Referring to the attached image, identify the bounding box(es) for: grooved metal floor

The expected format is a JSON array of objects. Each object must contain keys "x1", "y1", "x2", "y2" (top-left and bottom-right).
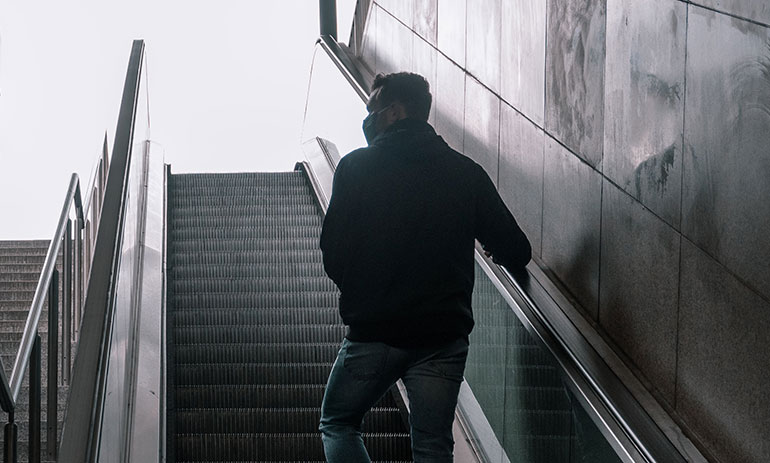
[{"x1": 167, "y1": 172, "x2": 412, "y2": 462}]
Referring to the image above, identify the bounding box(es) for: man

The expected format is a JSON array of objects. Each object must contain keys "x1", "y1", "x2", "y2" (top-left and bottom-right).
[{"x1": 319, "y1": 72, "x2": 531, "y2": 462}]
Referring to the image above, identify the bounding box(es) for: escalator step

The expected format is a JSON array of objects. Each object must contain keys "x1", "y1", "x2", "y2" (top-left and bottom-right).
[
  {"x1": 175, "y1": 407, "x2": 404, "y2": 434},
  {"x1": 173, "y1": 343, "x2": 341, "y2": 364},
  {"x1": 174, "y1": 433, "x2": 412, "y2": 461},
  {"x1": 171, "y1": 250, "x2": 326, "y2": 266},
  {"x1": 172, "y1": 308, "x2": 341, "y2": 328},
  {"x1": 172, "y1": 325, "x2": 344, "y2": 344},
  {"x1": 170, "y1": 237, "x2": 321, "y2": 253},
  {"x1": 170, "y1": 226, "x2": 322, "y2": 241},
  {"x1": 172, "y1": 292, "x2": 339, "y2": 309},
  {"x1": 172, "y1": 384, "x2": 397, "y2": 409},
  {"x1": 172, "y1": 278, "x2": 335, "y2": 294},
  {"x1": 169, "y1": 215, "x2": 322, "y2": 228},
  {"x1": 170, "y1": 205, "x2": 319, "y2": 217},
  {"x1": 170, "y1": 263, "x2": 328, "y2": 279},
  {"x1": 167, "y1": 171, "x2": 411, "y2": 461},
  {"x1": 173, "y1": 362, "x2": 335, "y2": 386},
  {"x1": 169, "y1": 195, "x2": 317, "y2": 207}
]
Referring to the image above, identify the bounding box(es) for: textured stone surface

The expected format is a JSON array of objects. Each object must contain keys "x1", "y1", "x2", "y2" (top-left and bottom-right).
[
  {"x1": 414, "y1": 0, "x2": 438, "y2": 44},
  {"x1": 435, "y1": 54, "x2": 466, "y2": 151},
  {"x1": 603, "y1": 0, "x2": 686, "y2": 227},
  {"x1": 682, "y1": 7, "x2": 770, "y2": 302},
  {"x1": 375, "y1": 5, "x2": 413, "y2": 76},
  {"x1": 691, "y1": 0, "x2": 770, "y2": 26},
  {"x1": 464, "y1": 76, "x2": 500, "y2": 185},
  {"x1": 545, "y1": 0, "x2": 606, "y2": 168},
  {"x1": 599, "y1": 180, "x2": 680, "y2": 404},
  {"x1": 677, "y1": 240, "x2": 770, "y2": 463},
  {"x1": 411, "y1": 36, "x2": 438, "y2": 126},
  {"x1": 499, "y1": 103, "x2": 545, "y2": 257},
  {"x1": 542, "y1": 137, "x2": 602, "y2": 316},
  {"x1": 437, "y1": 0, "x2": 466, "y2": 66},
  {"x1": 501, "y1": 0, "x2": 546, "y2": 126},
  {"x1": 466, "y1": 0, "x2": 501, "y2": 93}
]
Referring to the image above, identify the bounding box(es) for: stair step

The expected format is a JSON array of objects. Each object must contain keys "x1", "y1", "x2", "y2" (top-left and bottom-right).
[
  {"x1": 0, "y1": 255, "x2": 46, "y2": 265},
  {"x1": 0, "y1": 241, "x2": 50, "y2": 249}
]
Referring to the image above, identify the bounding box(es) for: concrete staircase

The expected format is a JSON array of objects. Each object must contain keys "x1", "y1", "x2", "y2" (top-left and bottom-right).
[{"x1": 0, "y1": 240, "x2": 69, "y2": 462}]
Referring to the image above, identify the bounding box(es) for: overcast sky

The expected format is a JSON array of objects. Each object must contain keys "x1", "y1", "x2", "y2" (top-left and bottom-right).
[{"x1": 0, "y1": 0, "x2": 356, "y2": 239}]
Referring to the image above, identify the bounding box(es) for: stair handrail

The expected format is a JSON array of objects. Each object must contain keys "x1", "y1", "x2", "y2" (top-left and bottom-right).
[
  {"x1": 7, "y1": 175, "x2": 83, "y2": 402},
  {"x1": 0, "y1": 171, "x2": 85, "y2": 462}
]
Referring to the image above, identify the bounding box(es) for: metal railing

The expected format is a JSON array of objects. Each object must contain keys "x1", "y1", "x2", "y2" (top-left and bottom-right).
[{"x1": 0, "y1": 137, "x2": 109, "y2": 462}]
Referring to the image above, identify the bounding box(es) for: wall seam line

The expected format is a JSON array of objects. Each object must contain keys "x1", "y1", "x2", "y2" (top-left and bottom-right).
[{"x1": 673, "y1": 2, "x2": 691, "y2": 412}]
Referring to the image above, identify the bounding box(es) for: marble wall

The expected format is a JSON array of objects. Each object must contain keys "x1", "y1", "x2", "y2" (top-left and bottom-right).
[{"x1": 359, "y1": 1, "x2": 770, "y2": 461}]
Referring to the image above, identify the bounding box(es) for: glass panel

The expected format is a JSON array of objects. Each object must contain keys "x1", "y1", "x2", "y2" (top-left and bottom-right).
[
  {"x1": 466, "y1": 262, "x2": 621, "y2": 463},
  {"x1": 97, "y1": 52, "x2": 151, "y2": 462},
  {"x1": 302, "y1": 45, "x2": 368, "y2": 159}
]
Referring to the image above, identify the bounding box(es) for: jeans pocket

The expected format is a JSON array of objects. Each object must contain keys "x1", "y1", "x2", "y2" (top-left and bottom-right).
[
  {"x1": 433, "y1": 339, "x2": 470, "y2": 381},
  {"x1": 342, "y1": 339, "x2": 389, "y2": 380}
]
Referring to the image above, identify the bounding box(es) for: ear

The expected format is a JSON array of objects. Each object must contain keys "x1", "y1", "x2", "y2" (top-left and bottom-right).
[{"x1": 390, "y1": 102, "x2": 409, "y2": 121}]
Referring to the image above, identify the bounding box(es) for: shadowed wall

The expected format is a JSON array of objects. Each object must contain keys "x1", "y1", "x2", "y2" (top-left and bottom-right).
[{"x1": 356, "y1": 1, "x2": 770, "y2": 461}]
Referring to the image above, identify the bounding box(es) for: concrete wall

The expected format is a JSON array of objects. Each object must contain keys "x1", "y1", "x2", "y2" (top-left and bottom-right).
[{"x1": 356, "y1": 1, "x2": 770, "y2": 462}]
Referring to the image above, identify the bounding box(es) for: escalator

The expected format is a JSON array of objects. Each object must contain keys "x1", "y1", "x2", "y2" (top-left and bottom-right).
[
  {"x1": 165, "y1": 171, "x2": 412, "y2": 461},
  {"x1": 51, "y1": 37, "x2": 703, "y2": 463}
]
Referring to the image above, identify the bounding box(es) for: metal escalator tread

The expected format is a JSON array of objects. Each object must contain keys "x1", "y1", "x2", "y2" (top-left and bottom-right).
[{"x1": 167, "y1": 172, "x2": 413, "y2": 462}]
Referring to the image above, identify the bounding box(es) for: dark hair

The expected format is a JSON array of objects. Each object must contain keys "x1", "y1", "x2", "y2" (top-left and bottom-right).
[{"x1": 371, "y1": 72, "x2": 432, "y2": 121}]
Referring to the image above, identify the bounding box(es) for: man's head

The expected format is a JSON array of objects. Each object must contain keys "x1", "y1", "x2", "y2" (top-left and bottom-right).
[{"x1": 363, "y1": 72, "x2": 432, "y2": 143}]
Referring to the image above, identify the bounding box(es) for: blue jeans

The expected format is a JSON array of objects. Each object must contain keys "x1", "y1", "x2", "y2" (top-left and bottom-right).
[{"x1": 319, "y1": 337, "x2": 469, "y2": 463}]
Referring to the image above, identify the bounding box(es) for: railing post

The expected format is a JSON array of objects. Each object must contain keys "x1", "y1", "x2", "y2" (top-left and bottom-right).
[
  {"x1": 84, "y1": 219, "x2": 92, "y2": 301},
  {"x1": 29, "y1": 335, "x2": 41, "y2": 463},
  {"x1": 74, "y1": 216, "x2": 83, "y2": 346},
  {"x1": 47, "y1": 270, "x2": 59, "y2": 461},
  {"x1": 4, "y1": 411, "x2": 16, "y2": 463},
  {"x1": 63, "y1": 220, "x2": 72, "y2": 385}
]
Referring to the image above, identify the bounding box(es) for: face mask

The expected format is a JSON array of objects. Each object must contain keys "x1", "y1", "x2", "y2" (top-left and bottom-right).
[{"x1": 362, "y1": 104, "x2": 391, "y2": 145}]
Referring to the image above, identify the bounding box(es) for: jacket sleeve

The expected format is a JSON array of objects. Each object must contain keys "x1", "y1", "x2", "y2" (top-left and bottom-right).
[
  {"x1": 474, "y1": 166, "x2": 532, "y2": 272},
  {"x1": 320, "y1": 157, "x2": 356, "y2": 288}
]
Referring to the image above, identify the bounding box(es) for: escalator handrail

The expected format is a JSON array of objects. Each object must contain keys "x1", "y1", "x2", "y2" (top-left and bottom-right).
[
  {"x1": 309, "y1": 35, "x2": 702, "y2": 463},
  {"x1": 0, "y1": 173, "x2": 84, "y2": 412},
  {"x1": 475, "y1": 251, "x2": 686, "y2": 462},
  {"x1": 59, "y1": 39, "x2": 146, "y2": 463}
]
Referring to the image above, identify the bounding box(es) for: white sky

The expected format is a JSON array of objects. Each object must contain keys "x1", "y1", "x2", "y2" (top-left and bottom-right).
[{"x1": 0, "y1": 0, "x2": 357, "y2": 239}]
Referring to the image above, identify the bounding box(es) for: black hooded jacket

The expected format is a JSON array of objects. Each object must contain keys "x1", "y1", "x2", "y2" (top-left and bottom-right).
[{"x1": 320, "y1": 118, "x2": 531, "y2": 347}]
